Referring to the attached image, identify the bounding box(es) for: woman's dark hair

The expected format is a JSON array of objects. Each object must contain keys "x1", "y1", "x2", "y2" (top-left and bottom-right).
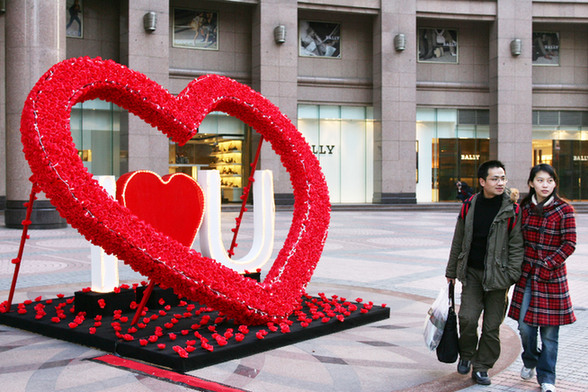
[{"x1": 521, "y1": 163, "x2": 561, "y2": 216}]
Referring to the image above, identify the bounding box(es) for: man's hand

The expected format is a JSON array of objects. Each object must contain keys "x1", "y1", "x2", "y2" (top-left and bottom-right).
[{"x1": 446, "y1": 277, "x2": 455, "y2": 285}]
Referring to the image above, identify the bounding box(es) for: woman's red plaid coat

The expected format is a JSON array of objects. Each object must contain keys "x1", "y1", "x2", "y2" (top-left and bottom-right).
[{"x1": 508, "y1": 197, "x2": 576, "y2": 326}]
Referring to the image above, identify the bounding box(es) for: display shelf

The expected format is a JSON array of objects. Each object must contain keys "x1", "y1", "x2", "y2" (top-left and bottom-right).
[
  {"x1": 211, "y1": 150, "x2": 242, "y2": 155},
  {"x1": 211, "y1": 163, "x2": 242, "y2": 166},
  {"x1": 169, "y1": 136, "x2": 245, "y2": 202},
  {"x1": 212, "y1": 139, "x2": 243, "y2": 198}
]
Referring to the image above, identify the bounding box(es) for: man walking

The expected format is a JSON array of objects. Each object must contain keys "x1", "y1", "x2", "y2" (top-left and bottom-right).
[{"x1": 446, "y1": 160, "x2": 524, "y2": 385}]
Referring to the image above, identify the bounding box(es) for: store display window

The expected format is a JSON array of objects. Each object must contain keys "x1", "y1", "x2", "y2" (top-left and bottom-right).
[
  {"x1": 418, "y1": 28, "x2": 458, "y2": 64},
  {"x1": 168, "y1": 112, "x2": 250, "y2": 203},
  {"x1": 298, "y1": 105, "x2": 373, "y2": 203},
  {"x1": 70, "y1": 99, "x2": 121, "y2": 177},
  {"x1": 533, "y1": 111, "x2": 588, "y2": 200},
  {"x1": 417, "y1": 108, "x2": 489, "y2": 202}
]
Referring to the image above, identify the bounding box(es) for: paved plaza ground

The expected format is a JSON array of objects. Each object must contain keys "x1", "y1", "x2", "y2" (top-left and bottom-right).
[{"x1": 0, "y1": 207, "x2": 587, "y2": 392}]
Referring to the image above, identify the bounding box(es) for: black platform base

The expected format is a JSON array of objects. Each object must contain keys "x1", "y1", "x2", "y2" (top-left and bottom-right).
[
  {"x1": 0, "y1": 288, "x2": 389, "y2": 372},
  {"x1": 4, "y1": 199, "x2": 67, "y2": 229}
]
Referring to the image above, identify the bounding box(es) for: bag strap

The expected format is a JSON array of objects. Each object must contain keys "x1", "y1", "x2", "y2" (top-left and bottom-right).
[
  {"x1": 508, "y1": 202, "x2": 520, "y2": 233},
  {"x1": 448, "y1": 281, "x2": 455, "y2": 309},
  {"x1": 459, "y1": 195, "x2": 475, "y2": 221}
]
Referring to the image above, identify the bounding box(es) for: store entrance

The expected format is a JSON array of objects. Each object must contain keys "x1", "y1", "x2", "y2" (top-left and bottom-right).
[
  {"x1": 168, "y1": 113, "x2": 251, "y2": 203},
  {"x1": 169, "y1": 133, "x2": 250, "y2": 203},
  {"x1": 533, "y1": 139, "x2": 588, "y2": 200},
  {"x1": 434, "y1": 138, "x2": 489, "y2": 201}
]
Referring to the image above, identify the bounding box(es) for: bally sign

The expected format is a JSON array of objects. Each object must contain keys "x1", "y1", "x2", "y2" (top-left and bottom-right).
[
  {"x1": 312, "y1": 145, "x2": 335, "y2": 155},
  {"x1": 461, "y1": 154, "x2": 480, "y2": 161}
]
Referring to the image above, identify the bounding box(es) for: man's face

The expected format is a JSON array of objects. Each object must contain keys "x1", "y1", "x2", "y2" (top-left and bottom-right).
[{"x1": 479, "y1": 167, "x2": 507, "y2": 198}]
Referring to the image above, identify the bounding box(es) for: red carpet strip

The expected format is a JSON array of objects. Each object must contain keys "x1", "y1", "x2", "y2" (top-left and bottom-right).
[{"x1": 90, "y1": 354, "x2": 248, "y2": 392}]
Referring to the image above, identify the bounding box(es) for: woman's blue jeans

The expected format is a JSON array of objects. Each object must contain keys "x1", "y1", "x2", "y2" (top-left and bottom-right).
[{"x1": 518, "y1": 280, "x2": 559, "y2": 385}]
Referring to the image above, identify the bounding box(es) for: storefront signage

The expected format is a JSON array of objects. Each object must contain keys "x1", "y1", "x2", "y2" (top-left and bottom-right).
[
  {"x1": 300, "y1": 21, "x2": 341, "y2": 58},
  {"x1": 573, "y1": 155, "x2": 588, "y2": 161},
  {"x1": 461, "y1": 154, "x2": 480, "y2": 161},
  {"x1": 418, "y1": 28, "x2": 458, "y2": 64},
  {"x1": 532, "y1": 32, "x2": 559, "y2": 66},
  {"x1": 312, "y1": 145, "x2": 335, "y2": 155}
]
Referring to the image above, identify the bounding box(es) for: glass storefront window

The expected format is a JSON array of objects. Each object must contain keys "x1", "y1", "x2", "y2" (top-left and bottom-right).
[
  {"x1": 168, "y1": 112, "x2": 250, "y2": 203},
  {"x1": 417, "y1": 108, "x2": 489, "y2": 202},
  {"x1": 70, "y1": 99, "x2": 121, "y2": 177},
  {"x1": 298, "y1": 105, "x2": 374, "y2": 203},
  {"x1": 533, "y1": 111, "x2": 588, "y2": 200}
]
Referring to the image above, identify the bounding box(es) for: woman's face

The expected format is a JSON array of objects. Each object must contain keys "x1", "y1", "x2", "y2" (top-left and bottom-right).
[{"x1": 530, "y1": 170, "x2": 556, "y2": 203}]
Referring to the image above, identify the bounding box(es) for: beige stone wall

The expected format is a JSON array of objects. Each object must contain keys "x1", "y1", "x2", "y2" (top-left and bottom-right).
[
  {"x1": 297, "y1": 12, "x2": 374, "y2": 105},
  {"x1": 371, "y1": 0, "x2": 419, "y2": 202},
  {"x1": 489, "y1": 0, "x2": 533, "y2": 192},
  {"x1": 5, "y1": 0, "x2": 66, "y2": 201},
  {"x1": 66, "y1": 0, "x2": 121, "y2": 61},
  {"x1": 168, "y1": 0, "x2": 253, "y2": 92},
  {"x1": 416, "y1": 20, "x2": 491, "y2": 109},
  {"x1": 532, "y1": 23, "x2": 588, "y2": 110},
  {"x1": 3, "y1": 0, "x2": 588, "y2": 207},
  {"x1": 0, "y1": 12, "x2": 5, "y2": 206},
  {"x1": 251, "y1": 0, "x2": 298, "y2": 196},
  {"x1": 123, "y1": 0, "x2": 170, "y2": 176}
]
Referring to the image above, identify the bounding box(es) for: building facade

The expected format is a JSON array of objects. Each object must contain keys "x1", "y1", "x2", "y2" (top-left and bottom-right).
[{"x1": 1, "y1": 0, "x2": 587, "y2": 227}]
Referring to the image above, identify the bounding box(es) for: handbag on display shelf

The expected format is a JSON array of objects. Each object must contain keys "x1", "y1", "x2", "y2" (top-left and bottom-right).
[{"x1": 436, "y1": 281, "x2": 459, "y2": 363}]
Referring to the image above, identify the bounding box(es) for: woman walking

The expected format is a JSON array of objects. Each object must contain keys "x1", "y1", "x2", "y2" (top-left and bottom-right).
[{"x1": 508, "y1": 164, "x2": 577, "y2": 392}]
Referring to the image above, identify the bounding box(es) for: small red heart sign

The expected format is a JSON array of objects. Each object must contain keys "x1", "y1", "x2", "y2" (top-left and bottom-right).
[
  {"x1": 20, "y1": 57, "x2": 330, "y2": 324},
  {"x1": 116, "y1": 171, "x2": 205, "y2": 248}
]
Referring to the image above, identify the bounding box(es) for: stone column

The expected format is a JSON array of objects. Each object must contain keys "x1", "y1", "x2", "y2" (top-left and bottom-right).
[
  {"x1": 0, "y1": 6, "x2": 6, "y2": 211},
  {"x1": 489, "y1": 0, "x2": 533, "y2": 191},
  {"x1": 373, "y1": 0, "x2": 417, "y2": 204},
  {"x1": 252, "y1": 0, "x2": 298, "y2": 205},
  {"x1": 119, "y1": 0, "x2": 169, "y2": 176},
  {"x1": 5, "y1": 0, "x2": 66, "y2": 228}
]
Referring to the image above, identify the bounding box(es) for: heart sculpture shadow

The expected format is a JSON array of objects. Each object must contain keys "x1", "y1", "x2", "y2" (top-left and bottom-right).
[{"x1": 20, "y1": 57, "x2": 330, "y2": 325}]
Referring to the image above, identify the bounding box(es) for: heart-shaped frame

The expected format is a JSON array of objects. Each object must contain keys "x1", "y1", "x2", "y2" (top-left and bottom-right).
[{"x1": 20, "y1": 57, "x2": 330, "y2": 325}]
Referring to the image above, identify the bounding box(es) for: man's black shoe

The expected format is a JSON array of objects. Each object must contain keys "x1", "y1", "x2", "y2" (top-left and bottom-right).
[
  {"x1": 472, "y1": 371, "x2": 491, "y2": 385},
  {"x1": 457, "y1": 359, "x2": 471, "y2": 375}
]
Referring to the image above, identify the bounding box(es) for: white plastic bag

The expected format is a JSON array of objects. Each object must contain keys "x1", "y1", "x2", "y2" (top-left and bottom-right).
[{"x1": 423, "y1": 284, "x2": 450, "y2": 351}]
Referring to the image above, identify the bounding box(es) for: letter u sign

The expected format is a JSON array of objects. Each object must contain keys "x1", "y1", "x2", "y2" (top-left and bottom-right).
[{"x1": 198, "y1": 170, "x2": 275, "y2": 271}]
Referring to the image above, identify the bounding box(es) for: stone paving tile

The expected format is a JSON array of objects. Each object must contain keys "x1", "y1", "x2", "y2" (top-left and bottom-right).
[{"x1": 0, "y1": 210, "x2": 586, "y2": 391}]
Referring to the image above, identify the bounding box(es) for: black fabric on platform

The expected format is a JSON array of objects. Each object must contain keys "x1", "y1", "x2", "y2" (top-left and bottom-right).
[
  {"x1": 0, "y1": 290, "x2": 389, "y2": 372},
  {"x1": 75, "y1": 289, "x2": 136, "y2": 318},
  {"x1": 436, "y1": 281, "x2": 459, "y2": 363},
  {"x1": 135, "y1": 286, "x2": 181, "y2": 308}
]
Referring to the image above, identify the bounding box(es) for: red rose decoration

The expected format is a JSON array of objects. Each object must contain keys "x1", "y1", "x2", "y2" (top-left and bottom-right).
[{"x1": 20, "y1": 57, "x2": 330, "y2": 325}]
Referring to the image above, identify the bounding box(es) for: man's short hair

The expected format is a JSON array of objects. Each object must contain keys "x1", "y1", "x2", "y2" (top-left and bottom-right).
[{"x1": 477, "y1": 160, "x2": 506, "y2": 180}]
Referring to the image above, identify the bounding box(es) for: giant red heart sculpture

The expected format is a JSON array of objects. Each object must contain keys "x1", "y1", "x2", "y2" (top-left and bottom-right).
[
  {"x1": 116, "y1": 171, "x2": 205, "y2": 248},
  {"x1": 20, "y1": 57, "x2": 330, "y2": 325}
]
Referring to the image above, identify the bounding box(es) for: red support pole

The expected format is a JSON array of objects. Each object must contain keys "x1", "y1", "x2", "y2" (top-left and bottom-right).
[
  {"x1": 130, "y1": 280, "x2": 155, "y2": 326},
  {"x1": 228, "y1": 136, "x2": 264, "y2": 258},
  {"x1": 6, "y1": 184, "x2": 39, "y2": 312}
]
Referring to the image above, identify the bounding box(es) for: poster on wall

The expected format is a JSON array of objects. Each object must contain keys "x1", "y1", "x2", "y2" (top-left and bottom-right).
[
  {"x1": 533, "y1": 32, "x2": 559, "y2": 66},
  {"x1": 66, "y1": 0, "x2": 83, "y2": 38},
  {"x1": 299, "y1": 21, "x2": 341, "y2": 58},
  {"x1": 173, "y1": 8, "x2": 218, "y2": 50},
  {"x1": 418, "y1": 28, "x2": 458, "y2": 63}
]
